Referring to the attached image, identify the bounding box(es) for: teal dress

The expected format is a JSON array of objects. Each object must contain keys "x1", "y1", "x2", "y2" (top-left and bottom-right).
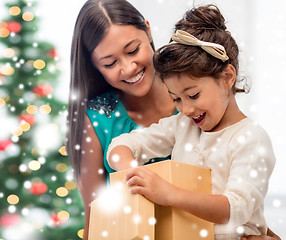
[{"x1": 86, "y1": 91, "x2": 178, "y2": 181}]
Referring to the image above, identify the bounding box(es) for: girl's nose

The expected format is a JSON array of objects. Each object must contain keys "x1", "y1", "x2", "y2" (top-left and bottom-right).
[{"x1": 181, "y1": 101, "x2": 195, "y2": 116}]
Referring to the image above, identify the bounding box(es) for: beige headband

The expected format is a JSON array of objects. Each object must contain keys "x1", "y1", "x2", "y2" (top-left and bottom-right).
[{"x1": 171, "y1": 30, "x2": 229, "y2": 62}]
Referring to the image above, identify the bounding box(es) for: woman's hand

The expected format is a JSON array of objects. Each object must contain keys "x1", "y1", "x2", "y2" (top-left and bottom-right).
[{"x1": 125, "y1": 166, "x2": 177, "y2": 206}]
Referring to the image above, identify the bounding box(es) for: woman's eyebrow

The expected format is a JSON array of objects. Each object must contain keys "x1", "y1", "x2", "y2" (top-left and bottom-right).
[{"x1": 124, "y1": 39, "x2": 137, "y2": 49}]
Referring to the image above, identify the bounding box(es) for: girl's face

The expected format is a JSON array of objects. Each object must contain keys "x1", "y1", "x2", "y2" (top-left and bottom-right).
[
  {"x1": 164, "y1": 69, "x2": 235, "y2": 132},
  {"x1": 91, "y1": 24, "x2": 155, "y2": 97}
]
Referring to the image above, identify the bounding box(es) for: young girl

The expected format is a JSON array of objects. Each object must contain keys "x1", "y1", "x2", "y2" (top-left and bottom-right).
[{"x1": 107, "y1": 5, "x2": 276, "y2": 240}]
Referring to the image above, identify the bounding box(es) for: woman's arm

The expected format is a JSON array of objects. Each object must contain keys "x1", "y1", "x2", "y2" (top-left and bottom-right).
[{"x1": 77, "y1": 114, "x2": 106, "y2": 240}]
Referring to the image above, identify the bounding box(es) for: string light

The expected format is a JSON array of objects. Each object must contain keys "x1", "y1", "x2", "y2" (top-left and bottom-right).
[
  {"x1": 39, "y1": 104, "x2": 51, "y2": 114},
  {"x1": 0, "y1": 64, "x2": 15, "y2": 76},
  {"x1": 56, "y1": 187, "x2": 68, "y2": 197},
  {"x1": 9, "y1": 6, "x2": 21, "y2": 16},
  {"x1": 33, "y1": 59, "x2": 46, "y2": 70},
  {"x1": 0, "y1": 22, "x2": 9, "y2": 38},
  {"x1": 57, "y1": 211, "x2": 70, "y2": 222},
  {"x1": 4, "y1": 48, "x2": 15, "y2": 58},
  {"x1": 56, "y1": 163, "x2": 68, "y2": 173},
  {"x1": 28, "y1": 160, "x2": 41, "y2": 171},
  {"x1": 26, "y1": 105, "x2": 38, "y2": 114},
  {"x1": 0, "y1": 98, "x2": 5, "y2": 107},
  {"x1": 22, "y1": 12, "x2": 34, "y2": 22},
  {"x1": 7, "y1": 194, "x2": 19, "y2": 205},
  {"x1": 11, "y1": 127, "x2": 23, "y2": 137},
  {"x1": 77, "y1": 229, "x2": 84, "y2": 239},
  {"x1": 19, "y1": 121, "x2": 31, "y2": 132},
  {"x1": 59, "y1": 146, "x2": 68, "y2": 156},
  {"x1": 65, "y1": 181, "x2": 76, "y2": 190}
]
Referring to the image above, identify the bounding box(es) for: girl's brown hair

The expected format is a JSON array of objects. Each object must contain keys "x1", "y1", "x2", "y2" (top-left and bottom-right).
[
  {"x1": 67, "y1": 0, "x2": 154, "y2": 180},
  {"x1": 153, "y1": 4, "x2": 248, "y2": 93}
]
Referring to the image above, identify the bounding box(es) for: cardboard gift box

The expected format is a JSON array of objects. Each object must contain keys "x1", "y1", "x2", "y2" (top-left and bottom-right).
[{"x1": 88, "y1": 160, "x2": 214, "y2": 240}]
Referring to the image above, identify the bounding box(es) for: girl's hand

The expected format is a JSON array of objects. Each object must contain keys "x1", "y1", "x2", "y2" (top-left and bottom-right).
[
  {"x1": 125, "y1": 167, "x2": 177, "y2": 206},
  {"x1": 240, "y1": 228, "x2": 281, "y2": 240},
  {"x1": 241, "y1": 236, "x2": 280, "y2": 240}
]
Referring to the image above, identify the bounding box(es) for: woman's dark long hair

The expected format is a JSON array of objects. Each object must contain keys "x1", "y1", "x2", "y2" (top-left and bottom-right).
[{"x1": 67, "y1": 0, "x2": 155, "y2": 180}]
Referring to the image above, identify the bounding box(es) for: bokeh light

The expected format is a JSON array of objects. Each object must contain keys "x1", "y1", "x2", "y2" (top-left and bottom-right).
[
  {"x1": 26, "y1": 105, "x2": 38, "y2": 114},
  {"x1": 19, "y1": 121, "x2": 31, "y2": 132},
  {"x1": 56, "y1": 187, "x2": 69, "y2": 197},
  {"x1": 57, "y1": 211, "x2": 70, "y2": 222},
  {"x1": 4, "y1": 48, "x2": 15, "y2": 58},
  {"x1": 7, "y1": 194, "x2": 19, "y2": 205},
  {"x1": 56, "y1": 163, "x2": 68, "y2": 173},
  {"x1": 39, "y1": 104, "x2": 51, "y2": 114},
  {"x1": 59, "y1": 146, "x2": 68, "y2": 156},
  {"x1": 28, "y1": 160, "x2": 41, "y2": 171},
  {"x1": 65, "y1": 181, "x2": 76, "y2": 190},
  {"x1": 77, "y1": 229, "x2": 84, "y2": 239},
  {"x1": 33, "y1": 59, "x2": 46, "y2": 70},
  {"x1": 22, "y1": 12, "x2": 34, "y2": 21},
  {"x1": 0, "y1": 64, "x2": 15, "y2": 76},
  {"x1": 0, "y1": 25, "x2": 9, "y2": 38},
  {"x1": 9, "y1": 6, "x2": 21, "y2": 16}
]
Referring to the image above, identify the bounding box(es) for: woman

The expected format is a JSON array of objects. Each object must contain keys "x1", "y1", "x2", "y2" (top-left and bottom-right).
[{"x1": 67, "y1": 0, "x2": 280, "y2": 239}]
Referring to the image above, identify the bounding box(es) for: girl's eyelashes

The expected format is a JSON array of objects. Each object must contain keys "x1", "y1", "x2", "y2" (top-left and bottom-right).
[
  {"x1": 173, "y1": 97, "x2": 181, "y2": 103},
  {"x1": 189, "y1": 92, "x2": 200, "y2": 99},
  {"x1": 172, "y1": 93, "x2": 199, "y2": 102}
]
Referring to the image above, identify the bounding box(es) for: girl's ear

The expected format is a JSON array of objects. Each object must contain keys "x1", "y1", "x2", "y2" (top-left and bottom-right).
[
  {"x1": 222, "y1": 64, "x2": 236, "y2": 90},
  {"x1": 144, "y1": 19, "x2": 153, "y2": 42}
]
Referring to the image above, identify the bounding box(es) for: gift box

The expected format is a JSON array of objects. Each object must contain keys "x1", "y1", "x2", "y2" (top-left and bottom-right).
[{"x1": 88, "y1": 160, "x2": 214, "y2": 240}]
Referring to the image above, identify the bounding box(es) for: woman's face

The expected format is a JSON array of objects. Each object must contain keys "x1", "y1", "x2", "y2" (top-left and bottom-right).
[{"x1": 91, "y1": 24, "x2": 155, "y2": 97}]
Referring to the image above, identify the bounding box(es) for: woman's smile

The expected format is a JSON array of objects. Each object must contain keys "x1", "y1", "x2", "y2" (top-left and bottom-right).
[{"x1": 123, "y1": 68, "x2": 145, "y2": 84}]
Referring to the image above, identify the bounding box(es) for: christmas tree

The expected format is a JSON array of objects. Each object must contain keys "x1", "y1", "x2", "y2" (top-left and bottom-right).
[{"x1": 0, "y1": 0, "x2": 84, "y2": 239}]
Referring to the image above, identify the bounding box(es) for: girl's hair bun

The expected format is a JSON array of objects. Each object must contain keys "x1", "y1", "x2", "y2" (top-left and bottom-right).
[{"x1": 182, "y1": 4, "x2": 226, "y2": 31}]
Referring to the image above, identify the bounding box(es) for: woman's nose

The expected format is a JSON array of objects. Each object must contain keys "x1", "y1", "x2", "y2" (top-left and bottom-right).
[{"x1": 120, "y1": 58, "x2": 136, "y2": 76}]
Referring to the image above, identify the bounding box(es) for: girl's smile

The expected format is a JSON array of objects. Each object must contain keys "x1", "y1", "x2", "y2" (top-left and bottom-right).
[{"x1": 192, "y1": 112, "x2": 206, "y2": 126}]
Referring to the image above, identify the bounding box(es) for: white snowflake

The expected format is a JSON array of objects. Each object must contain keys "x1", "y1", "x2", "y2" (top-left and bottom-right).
[
  {"x1": 123, "y1": 205, "x2": 132, "y2": 214},
  {"x1": 130, "y1": 160, "x2": 138, "y2": 168},
  {"x1": 8, "y1": 205, "x2": 16, "y2": 213},
  {"x1": 133, "y1": 214, "x2": 141, "y2": 225},
  {"x1": 249, "y1": 169, "x2": 258, "y2": 178},
  {"x1": 200, "y1": 229, "x2": 208, "y2": 238},
  {"x1": 148, "y1": 217, "x2": 156, "y2": 225},
  {"x1": 111, "y1": 154, "x2": 120, "y2": 163},
  {"x1": 236, "y1": 226, "x2": 245, "y2": 234},
  {"x1": 101, "y1": 230, "x2": 108, "y2": 237},
  {"x1": 184, "y1": 143, "x2": 193, "y2": 152},
  {"x1": 273, "y1": 199, "x2": 281, "y2": 208}
]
